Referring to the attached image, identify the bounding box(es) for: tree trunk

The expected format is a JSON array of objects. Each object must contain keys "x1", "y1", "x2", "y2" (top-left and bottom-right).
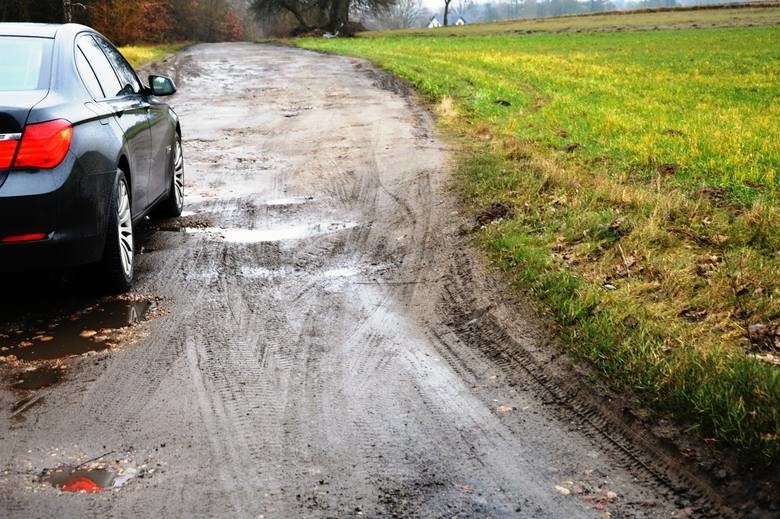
[
  {"x1": 328, "y1": 0, "x2": 349, "y2": 34},
  {"x1": 317, "y1": 0, "x2": 330, "y2": 27},
  {"x1": 443, "y1": 0, "x2": 451, "y2": 26},
  {"x1": 281, "y1": 0, "x2": 309, "y2": 28}
]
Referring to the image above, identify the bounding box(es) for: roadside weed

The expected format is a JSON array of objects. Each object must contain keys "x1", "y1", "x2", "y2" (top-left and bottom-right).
[{"x1": 120, "y1": 43, "x2": 190, "y2": 68}]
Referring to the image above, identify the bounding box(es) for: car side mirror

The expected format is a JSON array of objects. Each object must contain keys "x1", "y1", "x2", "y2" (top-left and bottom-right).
[{"x1": 149, "y1": 75, "x2": 176, "y2": 96}]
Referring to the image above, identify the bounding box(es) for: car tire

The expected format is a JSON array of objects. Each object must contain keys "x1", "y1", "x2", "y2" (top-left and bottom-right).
[
  {"x1": 100, "y1": 170, "x2": 134, "y2": 293},
  {"x1": 155, "y1": 133, "x2": 184, "y2": 218}
]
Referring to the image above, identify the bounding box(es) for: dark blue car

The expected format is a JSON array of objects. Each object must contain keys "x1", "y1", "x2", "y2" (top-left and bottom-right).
[{"x1": 0, "y1": 23, "x2": 183, "y2": 291}]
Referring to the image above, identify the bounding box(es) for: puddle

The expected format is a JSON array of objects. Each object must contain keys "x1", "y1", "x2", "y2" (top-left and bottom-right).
[
  {"x1": 45, "y1": 466, "x2": 137, "y2": 492},
  {"x1": 237, "y1": 265, "x2": 360, "y2": 280},
  {"x1": 265, "y1": 196, "x2": 314, "y2": 206},
  {"x1": 12, "y1": 365, "x2": 65, "y2": 390},
  {"x1": 185, "y1": 221, "x2": 359, "y2": 243},
  {"x1": 239, "y1": 266, "x2": 281, "y2": 279},
  {"x1": 321, "y1": 267, "x2": 360, "y2": 278},
  {"x1": 153, "y1": 213, "x2": 211, "y2": 231},
  {"x1": 0, "y1": 299, "x2": 154, "y2": 362}
]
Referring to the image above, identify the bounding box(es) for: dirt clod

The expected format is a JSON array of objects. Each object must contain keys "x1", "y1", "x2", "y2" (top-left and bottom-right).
[
  {"x1": 747, "y1": 323, "x2": 779, "y2": 351},
  {"x1": 475, "y1": 202, "x2": 514, "y2": 227},
  {"x1": 657, "y1": 163, "x2": 680, "y2": 175}
]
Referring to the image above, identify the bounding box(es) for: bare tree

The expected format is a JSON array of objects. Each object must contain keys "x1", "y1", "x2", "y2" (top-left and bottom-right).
[
  {"x1": 251, "y1": 0, "x2": 391, "y2": 34},
  {"x1": 443, "y1": 0, "x2": 452, "y2": 25},
  {"x1": 373, "y1": 0, "x2": 422, "y2": 28},
  {"x1": 454, "y1": 0, "x2": 474, "y2": 20},
  {"x1": 62, "y1": 0, "x2": 86, "y2": 22},
  {"x1": 255, "y1": 0, "x2": 312, "y2": 28}
]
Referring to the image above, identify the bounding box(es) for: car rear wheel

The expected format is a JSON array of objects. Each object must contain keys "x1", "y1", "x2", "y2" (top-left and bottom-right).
[
  {"x1": 155, "y1": 133, "x2": 184, "y2": 218},
  {"x1": 100, "y1": 171, "x2": 134, "y2": 292}
]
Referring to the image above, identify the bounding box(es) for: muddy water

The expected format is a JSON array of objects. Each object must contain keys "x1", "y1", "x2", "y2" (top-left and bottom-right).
[
  {"x1": 184, "y1": 221, "x2": 359, "y2": 243},
  {"x1": 11, "y1": 365, "x2": 64, "y2": 390},
  {"x1": 45, "y1": 465, "x2": 138, "y2": 492},
  {"x1": 0, "y1": 300, "x2": 153, "y2": 361},
  {"x1": 265, "y1": 196, "x2": 315, "y2": 206},
  {"x1": 47, "y1": 467, "x2": 115, "y2": 492}
]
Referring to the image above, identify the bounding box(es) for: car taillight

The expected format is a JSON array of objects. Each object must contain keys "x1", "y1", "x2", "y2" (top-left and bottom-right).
[
  {"x1": 0, "y1": 135, "x2": 20, "y2": 169},
  {"x1": 13, "y1": 119, "x2": 72, "y2": 169}
]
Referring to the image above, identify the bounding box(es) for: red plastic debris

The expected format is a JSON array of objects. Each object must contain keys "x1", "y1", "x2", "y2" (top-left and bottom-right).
[{"x1": 60, "y1": 476, "x2": 102, "y2": 492}]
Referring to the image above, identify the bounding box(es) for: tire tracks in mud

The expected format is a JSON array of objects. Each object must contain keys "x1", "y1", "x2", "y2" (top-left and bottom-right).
[{"x1": 427, "y1": 250, "x2": 731, "y2": 517}]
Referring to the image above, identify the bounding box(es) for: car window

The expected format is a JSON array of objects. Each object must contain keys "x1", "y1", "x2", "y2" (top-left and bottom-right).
[
  {"x1": 77, "y1": 35, "x2": 122, "y2": 98},
  {"x1": 0, "y1": 36, "x2": 52, "y2": 91},
  {"x1": 75, "y1": 47, "x2": 104, "y2": 99},
  {"x1": 94, "y1": 36, "x2": 141, "y2": 96}
]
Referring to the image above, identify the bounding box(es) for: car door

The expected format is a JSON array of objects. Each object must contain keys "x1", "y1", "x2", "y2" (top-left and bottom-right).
[
  {"x1": 145, "y1": 97, "x2": 176, "y2": 202},
  {"x1": 97, "y1": 38, "x2": 175, "y2": 205},
  {"x1": 77, "y1": 34, "x2": 153, "y2": 215}
]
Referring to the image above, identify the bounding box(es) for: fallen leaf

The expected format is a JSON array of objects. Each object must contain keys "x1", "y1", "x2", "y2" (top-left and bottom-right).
[
  {"x1": 39, "y1": 336, "x2": 54, "y2": 342},
  {"x1": 79, "y1": 330, "x2": 98, "y2": 338},
  {"x1": 606, "y1": 491, "x2": 618, "y2": 501},
  {"x1": 496, "y1": 405, "x2": 514, "y2": 415},
  {"x1": 555, "y1": 485, "x2": 571, "y2": 496}
]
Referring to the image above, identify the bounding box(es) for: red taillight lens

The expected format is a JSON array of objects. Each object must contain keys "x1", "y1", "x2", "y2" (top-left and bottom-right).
[
  {"x1": 0, "y1": 137, "x2": 19, "y2": 169},
  {"x1": 14, "y1": 119, "x2": 72, "y2": 169}
]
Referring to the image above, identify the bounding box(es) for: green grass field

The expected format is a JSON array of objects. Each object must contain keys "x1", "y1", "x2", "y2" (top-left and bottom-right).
[{"x1": 297, "y1": 7, "x2": 780, "y2": 463}]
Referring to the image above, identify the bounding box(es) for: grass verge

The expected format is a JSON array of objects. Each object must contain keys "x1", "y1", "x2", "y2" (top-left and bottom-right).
[
  {"x1": 119, "y1": 42, "x2": 190, "y2": 69},
  {"x1": 296, "y1": 10, "x2": 780, "y2": 464}
]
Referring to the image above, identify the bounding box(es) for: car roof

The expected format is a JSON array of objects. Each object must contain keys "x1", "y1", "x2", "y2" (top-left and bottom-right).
[
  {"x1": 0, "y1": 22, "x2": 62, "y2": 38},
  {"x1": 0, "y1": 22, "x2": 96, "y2": 39}
]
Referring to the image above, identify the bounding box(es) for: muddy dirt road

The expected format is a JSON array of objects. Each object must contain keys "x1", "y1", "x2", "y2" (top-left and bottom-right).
[{"x1": 0, "y1": 44, "x2": 715, "y2": 517}]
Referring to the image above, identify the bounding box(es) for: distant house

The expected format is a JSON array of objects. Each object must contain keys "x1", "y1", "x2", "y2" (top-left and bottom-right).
[
  {"x1": 455, "y1": 17, "x2": 467, "y2": 26},
  {"x1": 427, "y1": 16, "x2": 441, "y2": 28}
]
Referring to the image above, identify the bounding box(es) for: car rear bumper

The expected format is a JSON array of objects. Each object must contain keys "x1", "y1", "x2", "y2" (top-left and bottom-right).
[
  {"x1": 0, "y1": 234, "x2": 105, "y2": 271},
  {"x1": 0, "y1": 154, "x2": 113, "y2": 271}
]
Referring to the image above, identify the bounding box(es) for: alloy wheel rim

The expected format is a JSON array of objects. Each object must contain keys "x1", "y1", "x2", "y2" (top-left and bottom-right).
[
  {"x1": 117, "y1": 180, "x2": 133, "y2": 277},
  {"x1": 173, "y1": 137, "x2": 183, "y2": 210}
]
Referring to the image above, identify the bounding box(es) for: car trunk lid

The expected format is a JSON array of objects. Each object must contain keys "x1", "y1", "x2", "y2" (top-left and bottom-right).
[{"x1": 0, "y1": 90, "x2": 49, "y2": 186}]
